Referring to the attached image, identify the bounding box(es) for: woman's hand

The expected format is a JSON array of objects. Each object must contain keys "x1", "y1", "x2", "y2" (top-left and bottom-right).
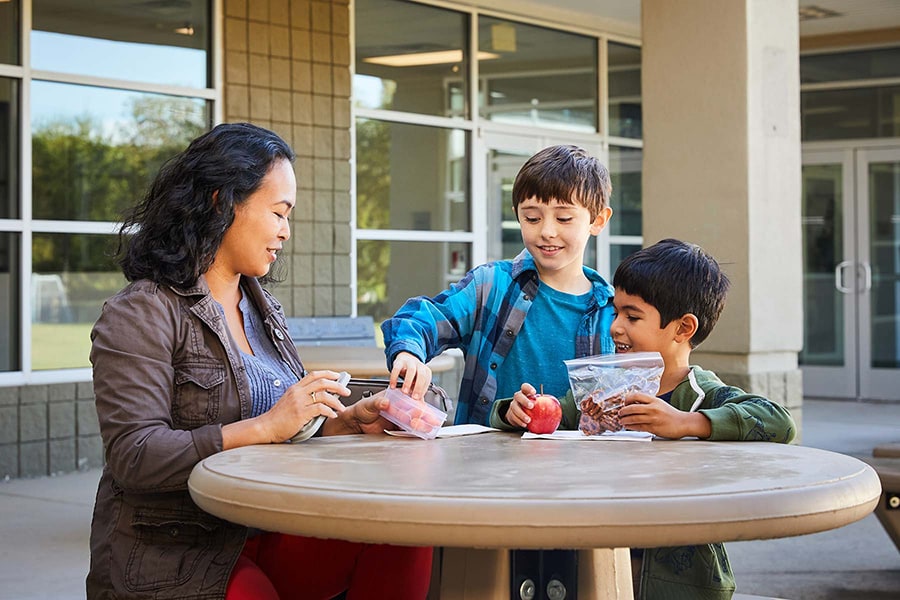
[
  {"x1": 320, "y1": 393, "x2": 393, "y2": 437},
  {"x1": 389, "y1": 351, "x2": 432, "y2": 401},
  {"x1": 223, "y1": 370, "x2": 350, "y2": 448},
  {"x1": 617, "y1": 392, "x2": 711, "y2": 439}
]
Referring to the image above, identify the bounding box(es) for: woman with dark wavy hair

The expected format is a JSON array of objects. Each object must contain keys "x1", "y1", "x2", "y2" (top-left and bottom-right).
[{"x1": 87, "y1": 122, "x2": 432, "y2": 600}]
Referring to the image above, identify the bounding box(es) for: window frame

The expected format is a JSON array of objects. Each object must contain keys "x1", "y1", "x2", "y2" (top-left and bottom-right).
[
  {"x1": 0, "y1": 0, "x2": 222, "y2": 385},
  {"x1": 350, "y1": 1, "x2": 644, "y2": 318}
]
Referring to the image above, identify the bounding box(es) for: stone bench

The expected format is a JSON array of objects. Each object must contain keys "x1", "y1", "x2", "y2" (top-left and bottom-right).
[
  {"x1": 286, "y1": 316, "x2": 376, "y2": 347},
  {"x1": 873, "y1": 442, "x2": 900, "y2": 459},
  {"x1": 860, "y1": 452, "x2": 900, "y2": 554}
]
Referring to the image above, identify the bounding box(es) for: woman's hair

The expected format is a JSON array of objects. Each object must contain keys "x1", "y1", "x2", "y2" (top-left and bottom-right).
[{"x1": 118, "y1": 122, "x2": 295, "y2": 287}]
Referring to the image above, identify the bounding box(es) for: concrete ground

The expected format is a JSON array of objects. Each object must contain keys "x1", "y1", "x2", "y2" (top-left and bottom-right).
[
  {"x1": 1, "y1": 398, "x2": 898, "y2": 600},
  {"x1": 728, "y1": 398, "x2": 900, "y2": 600}
]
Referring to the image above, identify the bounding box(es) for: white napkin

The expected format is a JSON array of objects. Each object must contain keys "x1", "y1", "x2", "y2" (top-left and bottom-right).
[
  {"x1": 522, "y1": 430, "x2": 653, "y2": 441},
  {"x1": 385, "y1": 424, "x2": 502, "y2": 438}
]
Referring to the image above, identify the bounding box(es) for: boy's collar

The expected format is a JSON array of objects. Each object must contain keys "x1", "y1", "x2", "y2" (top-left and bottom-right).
[{"x1": 511, "y1": 249, "x2": 613, "y2": 299}]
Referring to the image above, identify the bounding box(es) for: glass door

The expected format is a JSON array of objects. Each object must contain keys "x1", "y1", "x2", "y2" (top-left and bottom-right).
[
  {"x1": 858, "y1": 147, "x2": 900, "y2": 399},
  {"x1": 800, "y1": 146, "x2": 900, "y2": 401},
  {"x1": 481, "y1": 131, "x2": 604, "y2": 267},
  {"x1": 800, "y1": 149, "x2": 856, "y2": 398}
]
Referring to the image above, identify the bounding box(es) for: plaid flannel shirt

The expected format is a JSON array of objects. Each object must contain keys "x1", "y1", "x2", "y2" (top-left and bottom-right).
[{"x1": 382, "y1": 250, "x2": 615, "y2": 425}]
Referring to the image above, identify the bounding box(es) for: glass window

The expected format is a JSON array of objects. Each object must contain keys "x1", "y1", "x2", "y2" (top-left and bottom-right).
[
  {"x1": 608, "y1": 146, "x2": 642, "y2": 237},
  {"x1": 356, "y1": 118, "x2": 469, "y2": 232},
  {"x1": 608, "y1": 42, "x2": 641, "y2": 138},
  {"x1": 610, "y1": 243, "x2": 641, "y2": 275},
  {"x1": 869, "y1": 160, "x2": 900, "y2": 369},
  {"x1": 31, "y1": 0, "x2": 209, "y2": 88},
  {"x1": 358, "y1": 240, "x2": 471, "y2": 326},
  {"x1": 31, "y1": 81, "x2": 210, "y2": 221},
  {"x1": 800, "y1": 163, "x2": 844, "y2": 367},
  {"x1": 0, "y1": 232, "x2": 21, "y2": 372},
  {"x1": 0, "y1": 0, "x2": 20, "y2": 65},
  {"x1": 0, "y1": 78, "x2": 19, "y2": 219},
  {"x1": 355, "y1": 0, "x2": 468, "y2": 117},
  {"x1": 801, "y1": 47, "x2": 900, "y2": 84},
  {"x1": 801, "y1": 86, "x2": 900, "y2": 141},
  {"x1": 478, "y1": 17, "x2": 597, "y2": 132},
  {"x1": 31, "y1": 233, "x2": 125, "y2": 370}
]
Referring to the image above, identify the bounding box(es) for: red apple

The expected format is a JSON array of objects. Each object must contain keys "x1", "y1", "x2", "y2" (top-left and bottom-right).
[{"x1": 524, "y1": 392, "x2": 562, "y2": 434}]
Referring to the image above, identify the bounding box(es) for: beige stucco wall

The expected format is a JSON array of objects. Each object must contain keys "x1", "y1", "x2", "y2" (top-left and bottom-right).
[{"x1": 642, "y1": 0, "x2": 804, "y2": 421}]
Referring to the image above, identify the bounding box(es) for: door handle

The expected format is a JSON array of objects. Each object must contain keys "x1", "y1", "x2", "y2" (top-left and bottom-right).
[
  {"x1": 859, "y1": 262, "x2": 872, "y2": 293},
  {"x1": 834, "y1": 260, "x2": 854, "y2": 294}
]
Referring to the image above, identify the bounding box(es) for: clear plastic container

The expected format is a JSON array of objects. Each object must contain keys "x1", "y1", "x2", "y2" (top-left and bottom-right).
[{"x1": 379, "y1": 387, "x2": 447, "y2": 440}]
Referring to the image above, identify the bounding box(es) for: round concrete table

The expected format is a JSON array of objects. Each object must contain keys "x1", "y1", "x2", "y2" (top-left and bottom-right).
[{"x1": 189, "y1": 433, "x2": 881, "y2": 599}]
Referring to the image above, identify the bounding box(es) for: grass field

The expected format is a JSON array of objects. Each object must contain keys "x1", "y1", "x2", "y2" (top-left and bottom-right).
[{"x1": 31, "y1": 323, "x2": 94, "y2": 370}]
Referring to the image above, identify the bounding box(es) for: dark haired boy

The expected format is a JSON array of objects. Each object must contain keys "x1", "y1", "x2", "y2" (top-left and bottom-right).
[
  {"x1": 382, "y1": 144, "x2": 615, "y2": 426},
  {"x1": 606, "y1": 238, "x2": 796, "y2": 599}
]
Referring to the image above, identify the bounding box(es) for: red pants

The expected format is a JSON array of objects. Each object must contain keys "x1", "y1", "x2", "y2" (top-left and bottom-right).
[{"x1": 225, "y1": 533, "x2": 433, "y2": 600}]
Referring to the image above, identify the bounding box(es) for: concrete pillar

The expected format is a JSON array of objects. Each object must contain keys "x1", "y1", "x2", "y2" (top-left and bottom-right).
[{"x1": 641, "y1": 0, "x2": 804, "y2": 424}]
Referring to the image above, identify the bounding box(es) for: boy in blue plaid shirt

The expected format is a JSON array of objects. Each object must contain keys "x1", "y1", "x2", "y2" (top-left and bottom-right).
[{"x1": 382, "y1": 144, "x2": 615, "y2": 426}]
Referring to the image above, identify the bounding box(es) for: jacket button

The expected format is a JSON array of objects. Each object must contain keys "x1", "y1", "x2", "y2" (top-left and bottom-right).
[
  {"x1": 480, "y1": 397, "x2": 489, "y2": 405},
  {"x1": 274, "y1": 329, "x2": 285, "y2": 340},
  {"x1": 169, "y1": 526, "x2": 179, "y2": 537},
  {"x1": 505, "y1": 329, "x2": 514, "y2": 337},
  {"x1": 490, "y1": 363, "x2": 497, "y2": 370},
  {"x1": 523, "y1": 294, "x2": 531, "y2": 301},
  {"x1": 273, "y1": 379, "x2": 282, "y2": 387}
]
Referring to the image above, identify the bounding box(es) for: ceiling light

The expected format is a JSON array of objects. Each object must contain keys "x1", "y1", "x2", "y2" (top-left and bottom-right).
[
  {"x1": 491, "y1": 23, "x2": 517, "y2": 53},
  {"x1": 174, "y1": 23, "x2": 195, "y2": 36},
  {"x1": 798, "y1": 6, "x2": 842, "y2": 20},
  {"x1": 363, "y1": 49, "x2": 499, "y2": 67}
]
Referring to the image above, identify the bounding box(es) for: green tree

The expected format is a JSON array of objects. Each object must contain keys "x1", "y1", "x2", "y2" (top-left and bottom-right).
[{"x1": 355, "y1": 118, "x2": 392, "y2": 316}]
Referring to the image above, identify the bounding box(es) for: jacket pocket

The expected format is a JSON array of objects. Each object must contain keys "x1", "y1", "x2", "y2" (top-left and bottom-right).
[
  {"x1": 125, "y1": 508, "x2": 218, "y2": 593},
  {"x1": 173, "y1": 362, "x2": 226, "y2": 428}
]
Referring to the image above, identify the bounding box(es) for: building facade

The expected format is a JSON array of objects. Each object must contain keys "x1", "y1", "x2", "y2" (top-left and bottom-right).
[{"x1": 0, "y1": 0, "x2": 898, "y2": 478}]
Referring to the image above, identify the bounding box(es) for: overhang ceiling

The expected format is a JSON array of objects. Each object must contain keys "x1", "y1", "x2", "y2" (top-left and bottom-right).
[{"x1": 469, "y1": 0, "x2": 900, "y2": 40}]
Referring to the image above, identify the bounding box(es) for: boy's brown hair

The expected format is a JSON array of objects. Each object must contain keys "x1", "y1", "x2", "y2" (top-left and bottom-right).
[{"x1": 512, "y1": 144, "x2": 612, "y2": 220}]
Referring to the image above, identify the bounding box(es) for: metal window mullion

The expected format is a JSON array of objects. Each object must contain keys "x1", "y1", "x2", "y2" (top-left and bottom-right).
[
  {"x1": 20, "y1": 0, "x2": 33, "y2": 377},
  {"x1": 469, "y1": 9, "x2": 487, "y2": 268},
  {"x1": 350, "y1": 0, "x2": 359, "y2": 316},
  {"x1": 599, "y1": 36, "x2": 608, "y2": 138},
  {"x1": 354, "y1": 229, "x2": 475, "y2": 243},
  {"x1": 212, "y1": 0, "x2": 224, "y2": 124},
  {"x1": 354, "y1": 107, "x2": 474, "y2": 131},
  {"x1": 801, "y1": 77, "x2": 900, "y2": 92},
  {"x1": 30, "y1": 220, "x2": 120, "y2": 234},
  {"x1": 29, "y1": 69, "x2": 217, "y2": 100}
]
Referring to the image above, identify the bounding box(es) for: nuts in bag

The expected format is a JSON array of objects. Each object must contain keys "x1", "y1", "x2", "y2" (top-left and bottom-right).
[{"x1": 564, "y1": 352, "x2": 664, "y2": 435}]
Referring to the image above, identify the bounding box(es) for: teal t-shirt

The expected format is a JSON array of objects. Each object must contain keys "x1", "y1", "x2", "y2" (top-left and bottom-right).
[{"x1": 496, "y1": 281, "x2": 592, "y2": 400}]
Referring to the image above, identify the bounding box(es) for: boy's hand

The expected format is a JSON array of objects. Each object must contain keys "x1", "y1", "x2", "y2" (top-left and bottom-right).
[
  {"x1": 618, "y1": 392, "x2": 712, "y2": 439},
  {"x1": 389, "y1": 351, "x2": 433, "y2": 402},
  {"x1": 505, "y1": 383, "x2": 537, "y2": 429}
]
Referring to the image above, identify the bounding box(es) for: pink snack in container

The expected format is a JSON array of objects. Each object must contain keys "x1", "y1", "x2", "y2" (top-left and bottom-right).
[{"x1": 379, "y1": 387, "x2": 447, "y2": 440}]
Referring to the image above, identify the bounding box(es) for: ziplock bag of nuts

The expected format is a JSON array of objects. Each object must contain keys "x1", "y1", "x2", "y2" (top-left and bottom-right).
[{"x1": 564, "y1": 352, "x2": 664, "y2": 434}]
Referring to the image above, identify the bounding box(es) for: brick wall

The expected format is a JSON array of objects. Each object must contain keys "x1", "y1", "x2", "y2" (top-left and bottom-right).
[
  {"x1": 1, "y1": 0, "x2": 355, "y2": 480},
  {"x1": 0, "y1": 382, "x2": 102, "y2": 479},
  {"x1": 223, "y1": 0, "x2": 353, "y2": 318}
]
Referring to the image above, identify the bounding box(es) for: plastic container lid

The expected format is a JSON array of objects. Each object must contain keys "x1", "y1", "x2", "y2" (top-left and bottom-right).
[{"x1": 379, "y1": 387, "x2": 447, "y2": 440}]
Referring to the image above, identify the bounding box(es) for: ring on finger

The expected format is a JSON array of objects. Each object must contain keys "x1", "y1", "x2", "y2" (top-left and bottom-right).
[{"x1": 311, "y1": 391, "x2": 318, "y2": 404}]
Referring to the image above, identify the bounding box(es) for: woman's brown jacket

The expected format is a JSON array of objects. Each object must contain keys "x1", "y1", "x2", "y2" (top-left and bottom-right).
[{"x1": 86, "y1": 276, "x2": 303, "y2": 599}]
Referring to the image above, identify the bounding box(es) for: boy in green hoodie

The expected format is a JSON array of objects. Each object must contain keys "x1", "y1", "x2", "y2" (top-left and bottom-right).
[{"x1": 495, "y1": 238, "x2": 796, "y2": 600}]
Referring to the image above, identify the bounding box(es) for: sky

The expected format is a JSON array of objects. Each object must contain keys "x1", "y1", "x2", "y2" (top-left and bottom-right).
[{"x1": 29, "y1": 31, "x2": 206, "y2": 131}]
